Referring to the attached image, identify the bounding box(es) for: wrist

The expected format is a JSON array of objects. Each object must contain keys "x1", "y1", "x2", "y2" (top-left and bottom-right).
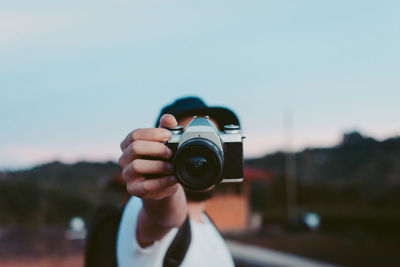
[{"x1": 142, "y1": 185, "x2": 187, "y2": 229}]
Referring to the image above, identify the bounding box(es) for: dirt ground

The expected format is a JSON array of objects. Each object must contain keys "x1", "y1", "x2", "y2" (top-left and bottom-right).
[
  {"x1": 0, "y1": 254, "x2": 83, "y2": 267},
  {"x1": 0, "y1": 228, "x2": 85, "y2": 267}
]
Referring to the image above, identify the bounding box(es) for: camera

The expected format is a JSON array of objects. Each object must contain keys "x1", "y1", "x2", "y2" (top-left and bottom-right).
[{"x1": 166, "y1": 116, "x2": 244, "y2": 191}]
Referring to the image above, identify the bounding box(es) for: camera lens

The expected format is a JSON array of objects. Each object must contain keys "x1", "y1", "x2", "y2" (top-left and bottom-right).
[
  {"x1": 174, "y1": 138, "x2": 223, "y2": 191},
  {"x1": 186, "y1": 156, "x2": 209, "y2": 177}
]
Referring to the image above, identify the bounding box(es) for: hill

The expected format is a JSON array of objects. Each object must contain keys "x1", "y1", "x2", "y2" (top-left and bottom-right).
[
  {"x1": 247, "y1": 131, "x2": 400, "y2": 188},
  {"x1": 1, "y1": 131, "x2": 400, "y2": 227},
  {"x1": 0, "y1": 161, "x2": 121, "y2": 226}
]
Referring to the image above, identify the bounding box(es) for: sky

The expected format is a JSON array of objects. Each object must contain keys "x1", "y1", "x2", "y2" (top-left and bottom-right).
[{"x1": 1, "y1": 0, "x2": 399, "y2": 170}]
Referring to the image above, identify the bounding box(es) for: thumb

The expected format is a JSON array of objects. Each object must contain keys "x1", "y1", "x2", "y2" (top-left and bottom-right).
[{"x1": 158, "y1": 114, "x2": 178, "y2": 129}]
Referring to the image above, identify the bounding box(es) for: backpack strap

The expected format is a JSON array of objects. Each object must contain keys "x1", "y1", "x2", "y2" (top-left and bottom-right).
[
  {"x1": 163, "y1": 215, "x2": 191, "y2": 267},
  {"x1": 85, "y1": 206, "x2": 122, "y2": 267},
  {"x1": 204, "y1": 212, "x2": 217, "y2": 227}
]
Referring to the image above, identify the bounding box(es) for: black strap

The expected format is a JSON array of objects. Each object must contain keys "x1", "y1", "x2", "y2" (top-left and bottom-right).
[
  {"x1": 163, "y1": 215, "x2": 192, "y2": 267},
  {"x1": 85, "y1": 206, "x2": 122, "y2": 267},
  {"x1": 204, "y1": 212, "x2": 216, "y2": 227}
]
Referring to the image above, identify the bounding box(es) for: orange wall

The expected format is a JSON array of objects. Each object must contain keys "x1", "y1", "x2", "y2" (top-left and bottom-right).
[{"x1": 205, "y1": 194, "x2": 248, "y2": 232}]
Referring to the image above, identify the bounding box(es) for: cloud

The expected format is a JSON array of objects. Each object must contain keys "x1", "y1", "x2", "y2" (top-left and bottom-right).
[{"x1": 0, "y1": 10, "x2": 82, "y2": 45}]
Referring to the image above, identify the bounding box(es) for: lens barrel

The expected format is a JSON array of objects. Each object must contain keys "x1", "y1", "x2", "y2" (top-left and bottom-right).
[{"x1": 173, "y1": 138, "x2": 223, "y2": 191}]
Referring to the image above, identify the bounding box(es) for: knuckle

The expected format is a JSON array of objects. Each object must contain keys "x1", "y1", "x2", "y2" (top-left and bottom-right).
[
  {"x1": 142, "y1": 182, "x2": 152, "y2": 195},
  {"x1": 126, "y1": 184, "x2": 135, "y2": 195},
  {"x1": 118, "y1": 155, "x2": 124, "y2": 167},
  {"x1": 131, "y1": 160, "x2": 140, "y2": 173},
  {"x1": 121, "y1": 168, "x2": 129, "y2": 181},
  {"x1": 131, "y1": 129, "x2": 139, "y2": 141},
  {"x1": 131, "y1": 142, "x2": 139, "y2": 156}
]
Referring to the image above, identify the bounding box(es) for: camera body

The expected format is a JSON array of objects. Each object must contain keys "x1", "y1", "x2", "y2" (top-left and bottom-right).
[{"x1": 166, "y1": 116, "x2": 244, "y2": 191}]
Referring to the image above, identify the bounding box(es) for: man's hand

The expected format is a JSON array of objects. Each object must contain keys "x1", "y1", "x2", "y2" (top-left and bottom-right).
[
  {"x1": 119, "y1": 114, "x2": 179, "y2": 200},
  {"x1": 118, "y1": 114, "x2": 187, "y2": 247}
]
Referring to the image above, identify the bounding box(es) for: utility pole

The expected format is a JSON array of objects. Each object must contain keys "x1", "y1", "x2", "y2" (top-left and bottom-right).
[{"x1": 284, "y1": 111, "x2": 298, "y2": 221}]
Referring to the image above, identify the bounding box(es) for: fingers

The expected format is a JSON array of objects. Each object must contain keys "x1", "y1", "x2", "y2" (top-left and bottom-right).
[
  {"x1": 120, "y1": 128, "x2": 171, "y2": 151},
  {"x1": 126, "y1": 176, "x2": 179, "y2": 199},
  {"x1": 119, "y1": 141, "x2": 172, "y2": 167},
  {"x1": 119, "y1": 113, "x2": 180, "y2": 200},
  {"x1": 121, "y1": 157, "x2": 178, "y2": 199},
  {"x1": 120, "y1": 114, "x2": 177, "y2": 151},
  {"x1": 158, "y1": 114, "x2": 177, "y2": 129},
  {"x1": 122, "y1": 159, "x2": 173, "y2": 180}
]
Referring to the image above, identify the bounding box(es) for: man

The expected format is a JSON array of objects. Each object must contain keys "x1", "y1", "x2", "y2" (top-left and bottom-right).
[{"x1": 117, "y1": 97, "x2": 240, "y2": 266}]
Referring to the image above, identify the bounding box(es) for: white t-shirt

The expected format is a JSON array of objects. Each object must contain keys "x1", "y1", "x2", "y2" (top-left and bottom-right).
[{"x1": 117, "y1": 197, "x2": 235, "y2": 267}]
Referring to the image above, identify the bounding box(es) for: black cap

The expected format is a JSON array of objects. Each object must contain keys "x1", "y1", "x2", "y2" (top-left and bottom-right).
[{"x1": 155, "y1": 96, "x2": 240, "y2": 129}]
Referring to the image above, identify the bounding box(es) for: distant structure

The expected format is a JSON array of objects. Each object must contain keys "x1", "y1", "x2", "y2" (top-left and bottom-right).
[
  {"x1": 205, "y1": 165, "x2": 274, "y2": 232},
  {"x1": 342, "y1": 131, "x2": 365, "y2": 146}
]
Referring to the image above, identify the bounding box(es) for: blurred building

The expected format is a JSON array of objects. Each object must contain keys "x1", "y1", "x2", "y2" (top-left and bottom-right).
[{"x1": 205, "y1": 166, "x2": 274, "y2": 232}]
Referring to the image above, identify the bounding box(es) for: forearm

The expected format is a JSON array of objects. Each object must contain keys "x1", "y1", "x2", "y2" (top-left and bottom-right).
[
  {"x1": 143, "y1": 185, "x2": 187, "y2": 228},
  {"x1": 137, "y1": 186, "x2": 187, "y2": 247}
]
